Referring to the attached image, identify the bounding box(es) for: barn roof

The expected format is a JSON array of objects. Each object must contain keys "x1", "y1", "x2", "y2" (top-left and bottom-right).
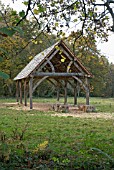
[{"x1": 14, "y1": 40, "x2": 92, "y2": 80}]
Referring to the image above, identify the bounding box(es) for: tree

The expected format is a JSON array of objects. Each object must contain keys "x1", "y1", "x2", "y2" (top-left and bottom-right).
[
  {"x1": 66, "y1": 32, "x2": 110, "y2": 97},
  {"x1": 7, "y1": 0, "x2": 114, "y2": 37},
  {"x1": 0, "y1": 0, "x2": 114, "y2": 97},
  {"x1": 0, "y1": 0, "x2": 58, "y2": 96},
  {"x1": 0, "y1": 1, "x2": 24, "y2": 80},
  {"x1": 0, "y1": 0, "x2": 113, "y2": 62},
  {"x1": 104, "y1": 63, "x2": 114, "y2": 97},
  {"x1": 1, "y1": 0, "x2": 114, "y2": 57}
]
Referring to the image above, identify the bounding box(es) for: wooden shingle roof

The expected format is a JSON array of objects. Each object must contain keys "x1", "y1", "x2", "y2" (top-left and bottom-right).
[
  {"x1": 14, "y1": 40, "x2": 92, "y2": 80},
  {"x1": 14, "y1": 41, "x2": 58, "y2": 80}
]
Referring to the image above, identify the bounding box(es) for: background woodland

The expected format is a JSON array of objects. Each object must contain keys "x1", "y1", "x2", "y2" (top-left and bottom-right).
[{"x1": 0, "y1": 0, "x2": 114, "y2": 98}]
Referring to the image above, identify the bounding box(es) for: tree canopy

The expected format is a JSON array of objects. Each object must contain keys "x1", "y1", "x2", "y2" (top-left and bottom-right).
[
  {"x1": 0, "y1": 0, "x2": 114, "y2": 39},
  {"x1": 3, "y1": 1, "x2": 114, "y2": 34},
  {"x1": 0, "y1": 0, "x2": 114, "y2": 97}
]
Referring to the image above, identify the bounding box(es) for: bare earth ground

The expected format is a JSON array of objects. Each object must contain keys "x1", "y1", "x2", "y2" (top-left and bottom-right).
[{"x1": 0, "y1": 102, "x2": 114, "y2": 119}]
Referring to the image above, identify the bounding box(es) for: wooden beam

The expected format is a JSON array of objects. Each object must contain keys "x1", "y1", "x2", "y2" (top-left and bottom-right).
[
  {"x1": 74, "y1": 79, "x2": 77, "y2": 105},
  {"x1": 46, "y1": 59, "x2": 55, "y2": 72},
  {"x1": 57, "y1": 82, "x2": 61, "y2": 102},
  {"x1": 47, "y1": 79, "x2": 56, "y2": 86},
  {"x1": 19, "y1": 80, "x2": 23, "y2": 104},
  {"x1": 60, "y1": 47, "x2": 84, "y2": 74},
  {"x1": 47, "y1": 79, "x2": 63, "y2": 101},
  {"x1": 34, "y1": 72, "x2": 84, "y2": 77},
  {"x1": 85, "y1": 77, "x2": 89, "y2": 105},
  {"x1": 16, "y1": 80, "x2": 19, "y2": 102},
  {"x1": 67, "y1": 80, "x2": 78, "y2": 105},
  {"x1": 67, "y1": 61, "x2": 73, "y2": 72},
  {"x1": 86, "y1": 90, "x2": 89, "y2": 105},
  {"x1": 29, "y1": 77, "x2": 33, "y2": 109},
  {"x1": 64, "y1": 80, "x2": 67, "y2": 105},
  {"x1": 73, "y1": 76, "x2": 88, "y2": 92},
  {"x1": 33, "y1": 76, "x2": 49, "y2": 93},
  {"x1": 37, "y1": 49, "x2": 59, "y2": 72},
  {"x1": 24, "y1": 79, "x2": 27, "y2": 106},
  {"x1": 73, "y1": 76, "x2": 90, "y2": 105},
  {"x1": 68, "y1": 80, "x2": 74, "y2": 88},
  {"x1": 47, "y1": 79, "x2": 62, "y2": 102}
]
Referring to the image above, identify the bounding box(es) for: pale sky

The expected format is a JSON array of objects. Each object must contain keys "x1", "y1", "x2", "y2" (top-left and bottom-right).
[
  {"x1": 1, "y1": 0, "x2": 114, "y2": 64},
  {"x1": 98, "y1": 34, "x2": 114, "y2": 63}
]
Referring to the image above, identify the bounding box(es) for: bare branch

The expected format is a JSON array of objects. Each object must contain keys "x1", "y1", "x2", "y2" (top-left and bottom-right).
[
  {"x1": 105, "y1": 1, "x2": 114, "y2": 31},
  {"x1": 16, "y1": 0, "x2": 31, "y2": 26},
  {"x1": 0, "y1": 11, "x2": 9, "y2": 27}
]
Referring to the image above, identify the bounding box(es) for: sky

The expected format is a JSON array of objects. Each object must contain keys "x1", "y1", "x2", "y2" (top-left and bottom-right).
[
  {"x1": 2, "y1": 0, "x2": 114, "y2": 64},
  {"x1": 97, "y1": 34, "x2": 114, "y2": 63}
]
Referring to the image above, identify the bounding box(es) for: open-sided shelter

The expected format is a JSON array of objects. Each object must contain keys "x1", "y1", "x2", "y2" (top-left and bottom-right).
[{"x1": 14, "y1": 40, "x2": 92, "y2": 109}]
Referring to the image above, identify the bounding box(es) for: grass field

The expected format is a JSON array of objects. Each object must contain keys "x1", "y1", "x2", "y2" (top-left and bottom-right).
[{"x1": 0, "y1": 97, "x2": 114, "y2": 169}]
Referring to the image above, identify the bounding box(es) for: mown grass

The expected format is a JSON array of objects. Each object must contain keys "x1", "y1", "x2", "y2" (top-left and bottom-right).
[{"x1": 1, "y1": 104, "x2": 114, "y2": 169}]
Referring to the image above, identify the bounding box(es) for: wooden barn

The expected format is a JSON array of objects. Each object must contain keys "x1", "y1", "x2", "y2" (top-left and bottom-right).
[{"x1": 14, "y1": 40, "x2": 92, "y2": 109}]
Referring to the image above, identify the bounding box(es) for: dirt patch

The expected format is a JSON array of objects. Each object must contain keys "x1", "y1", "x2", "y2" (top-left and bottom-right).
[
  {"x1": 51, "y1": 112, "x2": 114, "y2": 119},
  {"x1": 0, "y1": 102, "x2": 114, "y2": 119},
  {"x1": 0, "y1": 102, "x2": 52, "y2": 111}
]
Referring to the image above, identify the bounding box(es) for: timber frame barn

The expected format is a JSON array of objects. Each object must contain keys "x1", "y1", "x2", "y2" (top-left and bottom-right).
[{"x1": 14, "y1": 40, "x2": 92, "y2": 109}]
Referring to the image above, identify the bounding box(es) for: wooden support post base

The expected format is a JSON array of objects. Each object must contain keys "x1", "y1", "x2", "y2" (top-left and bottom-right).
[
  {"x1": 86, "y1": 90, "x2": 89, "y2": 105},
  {"x1": 51, "y1": 104, "x2": 69, "y2": 113},
  {"x1": 78, "y1": 105, "x2": 95, "y2": 112}
]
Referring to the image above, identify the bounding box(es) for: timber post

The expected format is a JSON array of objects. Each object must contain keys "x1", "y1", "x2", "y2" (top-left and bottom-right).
[
  {"x1": 74, "y1": 79, "x2": 77, "y2": 105},
  {"x1": 24, "y1": 79, "x2": 27, "y2": 106},
  {"x1": 19, "y1": 80, "x2": 23, "y2": 104},
  {"x1": 85, "y1": 77, "x2": 89, "y2": 105},
  {"x1": 29, "y1": 77, "x2": 33, "y2": 109},
  {"x1": 16, "y1": 80, "x2": 19, "y2": 102},
  {"x1": 64, "y1": 79, "x2": 67, "y2": 105},
  {"x1": 57, "y1": 82, "x2": 60, "y2": 102}
]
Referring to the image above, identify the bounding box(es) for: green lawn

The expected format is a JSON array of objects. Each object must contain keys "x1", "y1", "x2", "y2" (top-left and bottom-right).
[{"x1": 0, "y1": 97, "x2": 114, "y2": 169}]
